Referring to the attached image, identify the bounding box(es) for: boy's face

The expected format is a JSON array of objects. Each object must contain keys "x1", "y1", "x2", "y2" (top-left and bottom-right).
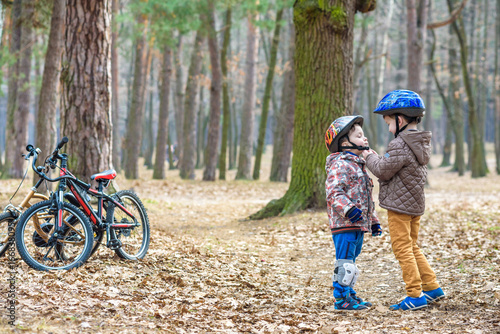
[
  {"x1": 342, "y1": 124, "x2": 368, "y2": 155},
  {"x1": 383, "y1": 115, "x2": 400, "y2": 135}
]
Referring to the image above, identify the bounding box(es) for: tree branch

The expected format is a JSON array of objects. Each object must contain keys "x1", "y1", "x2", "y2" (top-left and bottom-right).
[{"x1": 427, "y1": 0, "x2": 467, "y2": 29}]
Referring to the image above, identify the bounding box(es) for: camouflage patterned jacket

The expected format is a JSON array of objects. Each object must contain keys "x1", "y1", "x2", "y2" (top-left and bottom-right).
[{"x1": 325, "y1": 152, "x2": 379, "y2": 234}]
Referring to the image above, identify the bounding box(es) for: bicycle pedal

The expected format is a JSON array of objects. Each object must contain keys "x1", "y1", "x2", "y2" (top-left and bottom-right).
[{"x1": 107, "y1": 239, "x2": 122, "y2": 250}]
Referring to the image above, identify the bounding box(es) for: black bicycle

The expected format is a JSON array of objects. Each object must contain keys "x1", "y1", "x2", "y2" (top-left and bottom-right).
[{"x1": 16, "y1": 138, "x2": 150, "y2": 271}]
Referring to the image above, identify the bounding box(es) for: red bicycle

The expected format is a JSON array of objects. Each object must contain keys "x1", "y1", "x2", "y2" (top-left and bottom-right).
[{"x1": 15, "y1": 138, "x2": 150, "y2": 271}]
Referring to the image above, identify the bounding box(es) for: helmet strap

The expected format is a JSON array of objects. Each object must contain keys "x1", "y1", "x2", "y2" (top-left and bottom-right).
[
  {"x1": 340, "y1": 138, "x2": 370, "y2": 151},
  {"x1": 394, "y1": 115, "x2": 409, "y2": 138}
]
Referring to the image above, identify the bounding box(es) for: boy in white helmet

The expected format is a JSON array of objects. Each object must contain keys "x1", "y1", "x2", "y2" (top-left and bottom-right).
[{"x1": 325, "y1": 115, "x2": 381, "y2": 310}]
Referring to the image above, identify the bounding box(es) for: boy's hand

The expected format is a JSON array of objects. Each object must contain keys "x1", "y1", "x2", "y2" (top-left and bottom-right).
[
  {"x1": 362, "y1": 148, "x2": 377, "y2": 159},
  {"x1": 371, "y1": 224, "x2": 382, "y2": 237},
  {"x1": 346, "y1": 207, "x2": 363, "y2": 223}
]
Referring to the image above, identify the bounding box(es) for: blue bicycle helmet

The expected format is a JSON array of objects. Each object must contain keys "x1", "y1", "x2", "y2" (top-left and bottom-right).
[
  {"x1": 373, "y1": 89, "x2": 425, "y2": 117},
  {"x1": 374, "y1": 89, "x2": 425, "y2": 137}
]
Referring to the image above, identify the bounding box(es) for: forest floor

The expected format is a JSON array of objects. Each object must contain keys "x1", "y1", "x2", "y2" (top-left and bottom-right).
[{"x1": 0, "y1": 152, "x2": 499, "y2": 333}]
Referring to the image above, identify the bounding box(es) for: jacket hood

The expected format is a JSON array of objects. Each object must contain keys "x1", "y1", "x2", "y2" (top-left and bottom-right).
[
  {"x1": 325, "y1": 152, "x2": 365, "y2": 172},
  {"x1": 399, "y1": 130, "x2": 432, "y2": 165}
]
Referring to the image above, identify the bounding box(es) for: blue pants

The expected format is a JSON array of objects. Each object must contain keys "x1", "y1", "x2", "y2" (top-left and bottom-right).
[{"x1": 332, "y1": 231, "x2": 364, "y2": 299}]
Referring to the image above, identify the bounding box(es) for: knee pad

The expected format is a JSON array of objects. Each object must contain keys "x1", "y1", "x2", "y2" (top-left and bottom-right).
[{"x1": 333, "y1": 259, "x2": 360, "y2": 287}]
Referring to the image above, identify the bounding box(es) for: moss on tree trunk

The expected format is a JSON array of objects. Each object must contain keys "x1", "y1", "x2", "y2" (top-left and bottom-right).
[{"x1": 251, "y1": 0, "x2": 375, "y2": 219}]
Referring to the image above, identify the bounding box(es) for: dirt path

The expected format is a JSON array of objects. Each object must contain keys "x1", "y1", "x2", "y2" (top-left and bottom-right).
[{"x1": 0, "y1": 163, "x2": 499, "y2": 333}]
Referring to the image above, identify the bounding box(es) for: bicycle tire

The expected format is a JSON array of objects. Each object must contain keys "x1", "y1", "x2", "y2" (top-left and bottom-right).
[
  {"x1": 15, "y1": 200, "x2": 94, "y2": 271},
  {"x1": 107, "y1": 190, "x2": 150, "y2": 260},
  {"x1": 0, "y1": 211, "x2": 16, "y2": 258}
]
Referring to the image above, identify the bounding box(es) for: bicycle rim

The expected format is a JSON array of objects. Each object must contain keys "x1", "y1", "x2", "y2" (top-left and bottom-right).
[
  {"x1": 16, "y1": 201, "x2": 93, "y2": 271},
  {"x1": 0, "y1": 212, "x2": 16, "y2": 258},
  {"x1": 109, "y1": 191, "x2": 150, "y2": 260}
]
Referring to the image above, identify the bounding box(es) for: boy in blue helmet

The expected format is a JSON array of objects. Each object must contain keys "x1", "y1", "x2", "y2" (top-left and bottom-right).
[
  {"x1": 362, "y1": 90, "x2": 445, "y2": 311},
  {"x1": 325, "y1": 115, "x2": 382, "y2": 311}
]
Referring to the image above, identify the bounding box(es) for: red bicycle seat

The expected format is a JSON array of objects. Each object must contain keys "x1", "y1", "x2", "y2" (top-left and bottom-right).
[{"x1": 91, "y1": 169, "x2": 117, "y2": 181}]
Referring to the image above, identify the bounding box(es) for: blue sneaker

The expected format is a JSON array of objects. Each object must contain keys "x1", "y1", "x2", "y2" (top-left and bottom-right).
[
  {"x1": 423, "y1": 287, "x2": 445, "y2": 304},
  {"x1": 335, "y1": 296, "x2": 368, "y2": 310},
  {"x1": 351, "y1": 295, "x2": 372, "y2": 307},
  {"x1": 389, "y1": 294, "x2": 428, "y2": 311}
]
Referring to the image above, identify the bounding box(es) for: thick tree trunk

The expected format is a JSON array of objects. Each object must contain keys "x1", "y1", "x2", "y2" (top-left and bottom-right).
[
  {"x1": 495, "y1": 0, "x2": 500, "y2": 174},
  {"x1": 406, "y1": 0, "x2": 428, "y2": 94},
  {"x1": 179, "y1": 29, "x2": 204, "y2": 180},
  {"x1": 123, "y1": 14, "x2": 148, "y2": 179},
  {"x1": 253, "y1": 8, "x2": 284, "y2": 180},
  {"x1": 153, "y1": 47, "x2": 172, "y2": 179},
  {"x1": 252, "y1": 0, "x2": 373, "y2": 219},
  {"x1": 111, "y1": 0, "x2": 121, "y2": 172},
  {"x1": 61, "y1": 0, "x2": 112, "y2": 180},
  {"x1": 35, "y1": 0, "x2": 65, "y2": 186},
  {"x1": 203, "y1": 0, "x2": 223, "y2": 181},
  {"x1": 4, "y1": 0, "x2": 22, "y2": 176},
  {"x1": 235, "y1": 15, "x2": 259, "y2": 180},
  {"x1": 270, "y1": 19, "x2": 295, "y2": 182},
  {"x1": 447, "y1": 0, "x2": 487, "y2": 177},
  {"x1": 218, "y1": 8, "x2": 232, "y2": 180},
  {"x1": 12, "y1": 0, "x2": 34, "y2": 178},
  {"x1": 173, "y1": 35, "x2": 184, "y2": 166}
]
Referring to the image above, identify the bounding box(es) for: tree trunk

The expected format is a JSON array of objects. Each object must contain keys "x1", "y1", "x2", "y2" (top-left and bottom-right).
[
  {"x1": 179, "y1": 29, "x2": 204, "y2": 180},
  {"x1": 13, "y1": 0, "x2": 34, "y2": 178},
  {"x1": 196, "y1": 82, "x2": 205, "y2": 169},
  {"x1": 253, "y1": 8, "x2": 284, "y2": 180},
  {"x1": 495, "y1": 0, "x2": 500, "y2": 174},
  {"x1": 447, "y1": 0, "x2": 487, "y2": 177},
  {"x1": 270, "y1": 18, "x2": 295, "y2": 182},
  {"x1": 61, "y1": 0, "x2": 112, "y2": 180},
  {"x1": 203, "y1": 0, "x2": 223, "y2": 181},
  {"x1": 153, "y1": 47, "x2": 172, "y2": 179},
  {"x1": 4, "y1": 0, "x2": 22, "y2": 176},
  {"x1": 352, "y1": 13, "x2": 370, "y2": 111},
  {"x1": 111, "y1": 0, "x2": 121, "y2": 172},
  {"x1": 123, "y1": 14, "x2": 148, "y2": 179},
  {"x1": 376, "y1": 0, "x2": 394, "y2": 100},
  {"x1": 441, "y1": 113, "x2": 452, "y2": 167},
  {"x1": 144, "y1": 78, "x2": 155, "y2": 169},
  {"x1": 35, "y1": 0, "x2": 65, "y2": 186},
  {"x1": 449, "y1": 31, "x2": 465, "y2": 176},
  {"x1": 173, "y1": 35, "x2": 184, "y2": 166},
  {"x1": 251, "y1": 0, "x2": 375, "y2": 219},
  {"x1": 235, "y1": 15, "x2": 259, "y2": 180},
  {"x1": 218, "y1": 8, "x2": 232, "y2": 180},
  {"x1": 140, "y1": 46, "x2": 153, "y2": 158},
  {"x1": 406, "y1": 0, "x2": 428, "y2": 94}
]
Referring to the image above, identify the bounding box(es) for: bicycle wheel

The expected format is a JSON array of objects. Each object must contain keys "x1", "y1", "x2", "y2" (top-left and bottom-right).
[
  {"x1": 0, "y1": 211, "x2": 16, "y2": 257},
  {"x1": 107, "y1": 190, "x2": 150, "y2": 260},
  {"x1": 15, "y1": 200, "x2": 94, "y2": 271}
]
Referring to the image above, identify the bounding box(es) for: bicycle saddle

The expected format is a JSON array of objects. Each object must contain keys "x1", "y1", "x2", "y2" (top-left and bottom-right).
[{"x1": 91, "y1": 169, "x2": 117, "y2": 181}]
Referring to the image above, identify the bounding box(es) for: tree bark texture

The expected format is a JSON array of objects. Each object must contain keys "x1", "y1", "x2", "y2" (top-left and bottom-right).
[
  {"x1": 235, "y1": 15, "x2": 259, "y2": 180},
  {"x1": 12, "y1": 0, "x2": 34, "y2": 178},
  {"x1": 448, "y1": 29, "x2": 465, "y2": 175},
  {"x1": 173, "y1": 35, "x2": 184, "y2": 165},
  {"x1": 218, "y1": 8, "x2": 232, "y2": 180},
  {"x1": 111, "y1": 0, "x2": 121, "y2": 172},
  {"x1": 253, "y1": 8, "x2": 284, "y2": 180},
  {"x1": 406, "y1": 0, "x2": 428, "y2": 94},
  {"x1": 153, "y1": 47, "x2": 172, "y2": 179},
  {"x1": 203, "y1": 0, "x2": 223, "y2": 181},
  {"x1": 447, "y1": 0, "x2": 486, "y2": 177},
  {"x1": 123, "y1": 13, "x2": 148, "y2": 179},
  {"x1": 495, "y1": 0, "x2": 500, "y2": 174},
  {"x1": 35, "y1": 0, "x2": 65, "y2": 185},
  {"x1": 61, "y1": 0, "x2": 112, "y2": 181},
  {"x1": 270, "y1": 19, "x2": 295, "y2": 182},
  {"x1": 252, "y1": 0, "x2": 367, "y2": 219},
  {"x1": 179, "y1": 29, "x2": 204, "y2": 180}
]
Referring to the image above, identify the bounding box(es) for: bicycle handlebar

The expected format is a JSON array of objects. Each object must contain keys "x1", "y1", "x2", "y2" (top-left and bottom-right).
[{"x1": 26, "y1": 137, "x2": 74, "y2": 183}]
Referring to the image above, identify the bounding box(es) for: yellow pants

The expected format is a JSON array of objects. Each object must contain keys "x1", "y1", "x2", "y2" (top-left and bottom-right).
[{"x1": 388, "y1": 210, "x2": 440, "y2": 297}]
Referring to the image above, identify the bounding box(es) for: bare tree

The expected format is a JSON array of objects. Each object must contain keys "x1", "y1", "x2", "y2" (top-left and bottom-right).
[{"x1": 61, "y1": 0, "x2": 112, "y2": 180}]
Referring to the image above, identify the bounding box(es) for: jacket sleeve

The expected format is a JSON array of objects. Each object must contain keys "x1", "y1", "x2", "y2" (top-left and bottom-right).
[
  {"x1": 369, "y1": 202, "x2": 380, "y2": 225},
  {"x1": 326, "y1": 161, "x2": 355, "y2": 216},
  {"x1": 365, "y1": 141, "x2": 408, "y2": 181}
]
